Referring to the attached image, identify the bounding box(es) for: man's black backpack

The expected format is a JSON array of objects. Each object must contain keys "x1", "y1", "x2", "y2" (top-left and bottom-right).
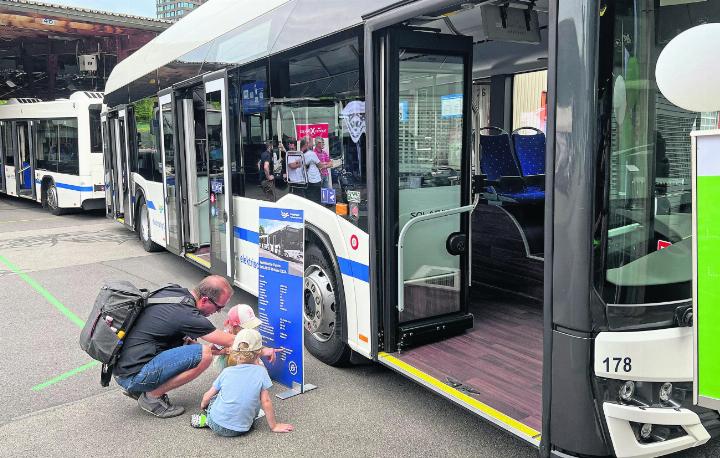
[{"x1": 79, "y1": 280, "x2": 186, "y2": 387}]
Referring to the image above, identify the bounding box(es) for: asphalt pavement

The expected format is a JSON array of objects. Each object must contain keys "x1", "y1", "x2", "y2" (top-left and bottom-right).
[{"x1": 0, "y1": 193, "x2": 717, "y2": 458}]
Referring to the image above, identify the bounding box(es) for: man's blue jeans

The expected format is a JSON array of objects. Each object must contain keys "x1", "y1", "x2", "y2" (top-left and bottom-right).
[{"x1": 115, "y1": 344, "x2": 203, "y2": 393}]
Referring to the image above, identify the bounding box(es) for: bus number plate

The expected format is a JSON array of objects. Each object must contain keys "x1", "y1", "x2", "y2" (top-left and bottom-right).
[{"x1": 602, "y1": 356, "x2": 632, "y2": 373}]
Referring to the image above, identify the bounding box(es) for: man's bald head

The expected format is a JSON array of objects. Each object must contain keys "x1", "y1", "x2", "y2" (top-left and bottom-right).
[{"x1": 192, "y1": 275, "x2": 233, "y2": 307}]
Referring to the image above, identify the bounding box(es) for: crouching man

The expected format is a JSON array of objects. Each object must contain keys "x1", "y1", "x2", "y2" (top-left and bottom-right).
[{"x1": 114, "y1": 275, "x2": 275, "y2": 418}]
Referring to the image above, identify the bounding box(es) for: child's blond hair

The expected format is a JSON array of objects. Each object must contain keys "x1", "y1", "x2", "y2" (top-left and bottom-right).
[{"x1": 229, "y1": 341, "x2": 262, "y2": 365}]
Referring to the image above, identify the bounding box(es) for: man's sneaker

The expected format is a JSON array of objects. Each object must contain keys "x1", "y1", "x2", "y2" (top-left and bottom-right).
[
  {"x1": 137, "y1": 393, "x2": 185, "y2": 418},
  {"x1": 190, "y1": 412, "x2": 208, "y2": 428},
  {"x1": 121, "y1": 389, "x2": 140, "y2": 400}
]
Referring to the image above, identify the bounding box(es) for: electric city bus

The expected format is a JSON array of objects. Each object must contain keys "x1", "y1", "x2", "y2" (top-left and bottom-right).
[
  {"x1": 0, "y1": 91, "x2": 106, "y2": 214},
  {"x1": 101, "y1": 0, "x2": 720, "y2": 456}
]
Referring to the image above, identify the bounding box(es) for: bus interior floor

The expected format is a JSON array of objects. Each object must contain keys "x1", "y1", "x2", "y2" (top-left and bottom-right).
[{"x1": 395, "y1": 287, "x2": 543, "y2": 432}]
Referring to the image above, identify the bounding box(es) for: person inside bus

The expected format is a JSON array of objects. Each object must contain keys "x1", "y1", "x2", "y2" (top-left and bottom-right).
[
  {"x1": 285, "y1": 140, "x2": 306, "y2": 197},
  {"x1": 314, "y1": 137, "x2": 332, "y2": 189},
  {"x1": 292, "y1": 137, "x2": 325, "y2": 204},
  {"x1": 258, "y1": 141, "x2": 276, "y2": 202}
]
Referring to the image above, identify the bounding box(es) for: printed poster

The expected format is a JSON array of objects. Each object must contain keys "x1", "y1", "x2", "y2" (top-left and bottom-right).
[{"x1": 257, "y1": 207, "x2": 305, "y2": 390}]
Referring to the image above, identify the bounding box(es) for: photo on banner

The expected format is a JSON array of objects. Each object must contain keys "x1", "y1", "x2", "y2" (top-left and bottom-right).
[{"x1": 257, "y1": 207, "x2": 306, "y2": 392}]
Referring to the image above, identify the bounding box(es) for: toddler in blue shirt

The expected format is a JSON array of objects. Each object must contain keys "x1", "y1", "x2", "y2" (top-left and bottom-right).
[{"x1": 191, "y1": 329, "x2": 293, "y2": 435}]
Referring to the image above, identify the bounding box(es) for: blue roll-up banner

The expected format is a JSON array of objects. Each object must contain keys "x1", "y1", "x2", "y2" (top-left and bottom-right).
[{"x1": 257, "y1": 206, "x2": 314, "y2": 398}]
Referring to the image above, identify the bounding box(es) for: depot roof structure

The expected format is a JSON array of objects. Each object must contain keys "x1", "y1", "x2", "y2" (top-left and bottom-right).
[{"x1": 0, "y1": 0, "x2": 170, "y2": 99}]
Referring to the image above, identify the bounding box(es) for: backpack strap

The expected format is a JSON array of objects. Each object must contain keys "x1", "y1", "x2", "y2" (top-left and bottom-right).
[
  {"x1": 146, "y1": 296, "x2": 189, "y2": 305},
  {"x1": 146, "y1": 283, "x2": 193, "y2": 306}
]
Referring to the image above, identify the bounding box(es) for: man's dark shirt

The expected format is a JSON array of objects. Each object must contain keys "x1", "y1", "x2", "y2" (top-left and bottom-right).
[
  {"x1": 114, "y1": 286, "x2": 216, "y2": 378},
  {"x1": 259, "y1": 150, "x2": 273, "y2": 181}
]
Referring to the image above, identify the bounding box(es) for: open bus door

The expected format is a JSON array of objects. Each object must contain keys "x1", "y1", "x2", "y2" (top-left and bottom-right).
[
  {"x1": 101, "y1": 113, "x2": 115, "y2": 217},
  {"x1": 158, "y1": 91, "x2": 183, "y2": 255},
  {"x1": 379, "y1": 28, "x2": 474, "y2": 351},
  {"x1": 203, "y1": 71, "x2": 233, "y2": 278},
  {"x1": 14, "y1": 120, "x2": 35, "y2": 199},
  {"x1": 111, "y1": 108, "x2": 132, "y2": 228}
]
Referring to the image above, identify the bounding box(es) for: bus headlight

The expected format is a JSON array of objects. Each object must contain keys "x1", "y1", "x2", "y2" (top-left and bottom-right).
[
  {"x1": 659, "y1": 382, "x2": 673, "y2": 402},
  {"x1": 619, "y1": 380, "x2": 635, "y2": 401},
  {"x1": 640, "y1": 423, "x2": 653, "y2": 440}
]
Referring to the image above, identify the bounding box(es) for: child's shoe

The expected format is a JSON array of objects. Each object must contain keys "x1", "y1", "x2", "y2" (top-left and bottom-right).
[{"x1": 191, "y1": 411, "x2": 208, "y2": 428}]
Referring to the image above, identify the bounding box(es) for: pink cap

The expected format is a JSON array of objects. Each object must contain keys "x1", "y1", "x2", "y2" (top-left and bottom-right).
[{"x1": 225, "y1": 304, "x2": 262, "y2": 329}]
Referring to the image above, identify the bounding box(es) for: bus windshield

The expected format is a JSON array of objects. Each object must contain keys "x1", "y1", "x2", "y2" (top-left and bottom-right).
[{"x1": 600, "y1": 0, "x2": 720, "y2": 305}]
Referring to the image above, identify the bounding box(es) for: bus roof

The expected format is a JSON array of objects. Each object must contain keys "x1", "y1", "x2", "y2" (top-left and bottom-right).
[{"x1": 105, "y1": 0, "x2": 401, "y2": 101}]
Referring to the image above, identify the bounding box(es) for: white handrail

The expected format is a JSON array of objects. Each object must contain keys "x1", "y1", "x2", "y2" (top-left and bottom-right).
[{"x1": 397, "y1": 197, "x2": 478, "y2": 312}]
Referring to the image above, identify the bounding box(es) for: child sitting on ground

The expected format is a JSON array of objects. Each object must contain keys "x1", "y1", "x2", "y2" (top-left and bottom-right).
[{"x1": 191, "y1": 329, "x2": 293, "y2": 436}]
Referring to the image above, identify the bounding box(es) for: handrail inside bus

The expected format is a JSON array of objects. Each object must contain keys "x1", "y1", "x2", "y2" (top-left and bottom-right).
[
  {"x1": 397, "y1": 196, "x2": 479, "y2": 312},
  {"x1": 194, "y1": 197, "x2": 209, "y2": 207}
]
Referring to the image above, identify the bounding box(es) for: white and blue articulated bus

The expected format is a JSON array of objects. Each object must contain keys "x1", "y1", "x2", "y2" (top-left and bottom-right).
[
  {"x1": 0, "y1": 91, "x2": 106, "y2": 214},
  {"x1": 102, "y1": 0, "x2": 720, "y2": 456}
]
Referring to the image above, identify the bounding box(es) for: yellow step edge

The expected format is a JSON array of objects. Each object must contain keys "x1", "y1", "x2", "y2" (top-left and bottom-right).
[
  {"x1": 185, "y1": 253, "x2": 211, "y2": 268},
  {"x1": 378, "y1": 351, "x2": 541, "y2": 441}
]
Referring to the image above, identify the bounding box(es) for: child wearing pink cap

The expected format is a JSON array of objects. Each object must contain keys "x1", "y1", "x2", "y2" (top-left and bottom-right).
[{"x1": 216, "y1": 304, "x2": 271, "y2": 369}]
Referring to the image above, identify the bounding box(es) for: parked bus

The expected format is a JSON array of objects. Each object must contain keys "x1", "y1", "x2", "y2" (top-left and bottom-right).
[
  {"x1": 0, "y1": 92, "x2": 106, "y2": 214},
  {"x1": 101, "y1": 0, "x2": 720, "y2": 456}
]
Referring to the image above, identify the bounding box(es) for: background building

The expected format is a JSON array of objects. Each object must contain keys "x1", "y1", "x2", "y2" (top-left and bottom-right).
[{"x1": 156, "y1": 0, "x2": 206, "y2": 21}]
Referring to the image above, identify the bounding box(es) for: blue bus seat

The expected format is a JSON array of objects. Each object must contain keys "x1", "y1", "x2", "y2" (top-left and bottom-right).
[
  {"x1": 479, "y1": 127, "x2": 521, "y2": 182},
  {"x1": 511, "y1": 127, "x2": 546, "y2": 177},
  {"x1": 479, "y1": 127, "x2": 544, "y2": 204}
]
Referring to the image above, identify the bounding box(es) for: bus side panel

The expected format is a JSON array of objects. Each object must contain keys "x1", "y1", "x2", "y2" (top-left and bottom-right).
[
  {"x1": 133, "y1": 174, "x2": 167, "y2": 247},
  {"x1": 5, "y1": 165, "x2": 16, "y2": 196},
  {"x1": 279, "y1": 193, "x2": 368, "y2": 357},
  {"x1": 34, "y1": 170, "x2": 94, "y2": 209},
  {"x1": 232, "y1": 196, "x2": 261, "y2": 296},
  {"x1": 334, "y1": 214, "x2": 371, "y2": 357},
  {"x1": 231, "y1": 194, "x2": 371, "y2": 358}
]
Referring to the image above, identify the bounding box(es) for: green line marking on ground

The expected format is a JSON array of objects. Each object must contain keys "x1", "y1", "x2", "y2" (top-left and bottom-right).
[
  {"x1": 0, "y1": 254, "x2": 85, "y2": 328},
  {"x1": 31, "y1": 361, "x2": 100, "y2": 391},
  {"x1": 0, "y1": 254, "x2": 98, "y2": 391}
]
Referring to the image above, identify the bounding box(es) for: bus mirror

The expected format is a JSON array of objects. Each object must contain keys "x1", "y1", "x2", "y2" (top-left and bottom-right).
[
  {"x1": 472, "y1": 174, "x2": 485, "y2": 196},
  {"x1": 656, "y1": 23, "x2": 720, "y2": 112}
]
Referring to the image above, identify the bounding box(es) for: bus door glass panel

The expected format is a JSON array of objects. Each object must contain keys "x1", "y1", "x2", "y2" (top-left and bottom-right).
[
  {"x1": 382, "y1": 30, "x2": 472, "y2": 335},
  {"x1": 159, "y1": 95, "x2": 181, "y2": 253},
  {"x1": 15, "y1": 121, "x2": 34, "y2": 198},
  {"x1": 397, "y1": 52, "x2": 466, "y2": 323},
  {"x1": 101, "y1": 117, "x2": 114, "y2": 215},
  {"x1": 117, "y1": 113, "x2": 131, "y2": 226},
  {"x1": 109, "y1": 118, "x2": 122, "y2": 217},
  {"x1": 184, "y1": 87, "x2": 212, "y2": 265},
  {"x1": 3, "y1": 122, "x2": 16, "y2": 195},
  {"x1": 205, "y1": 76, "x2": 232, "y2": 277}
]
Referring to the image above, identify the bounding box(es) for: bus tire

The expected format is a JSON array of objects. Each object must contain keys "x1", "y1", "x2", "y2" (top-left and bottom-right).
[
  {"x1": 45, "y1": 181, "x2": 65, "y2": 216},
  {"x1": 137, "y1": 197, "x2": 162, "y2": 252},
  {"x1": 303, "y1": 242, "x2": 351, "y2": 366}
]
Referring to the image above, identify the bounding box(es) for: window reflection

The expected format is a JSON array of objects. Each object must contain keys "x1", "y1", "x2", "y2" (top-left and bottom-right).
[{"x1": 599, "y1": 0, "x2": 720, "y2": 305}]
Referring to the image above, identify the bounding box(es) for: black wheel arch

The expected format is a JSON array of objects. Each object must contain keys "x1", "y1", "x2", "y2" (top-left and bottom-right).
[
  {"x1": 133, "y1": 187, "x2": 147, "y2": 232},
  {"x1": 305, "y1": 222, "x2": 349, "y2": 346},
  {"x1": 40, "y1": 175, "x2": 54, "y2": 206}
]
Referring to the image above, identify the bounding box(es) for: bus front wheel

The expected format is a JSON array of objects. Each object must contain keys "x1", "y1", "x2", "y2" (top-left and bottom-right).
[
  {"x1": 45, "y1": 181, "x2": 64, "y2": 216},
  {"x1": 137, "y1": 198, "x2": 162, "y2": 252},
  {"x1": 303, "y1": 242, "x2": 351, "y2": 366}
]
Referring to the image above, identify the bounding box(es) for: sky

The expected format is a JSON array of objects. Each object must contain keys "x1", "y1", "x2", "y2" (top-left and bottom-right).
[{"x1": 47, "y1": 0, "x2": 156, "y2": 18}]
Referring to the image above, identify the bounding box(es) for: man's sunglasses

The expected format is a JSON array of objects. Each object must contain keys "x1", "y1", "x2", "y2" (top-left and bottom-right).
[{"x1": 205, "y1": 296, "x2": 225, "y2": 311}]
